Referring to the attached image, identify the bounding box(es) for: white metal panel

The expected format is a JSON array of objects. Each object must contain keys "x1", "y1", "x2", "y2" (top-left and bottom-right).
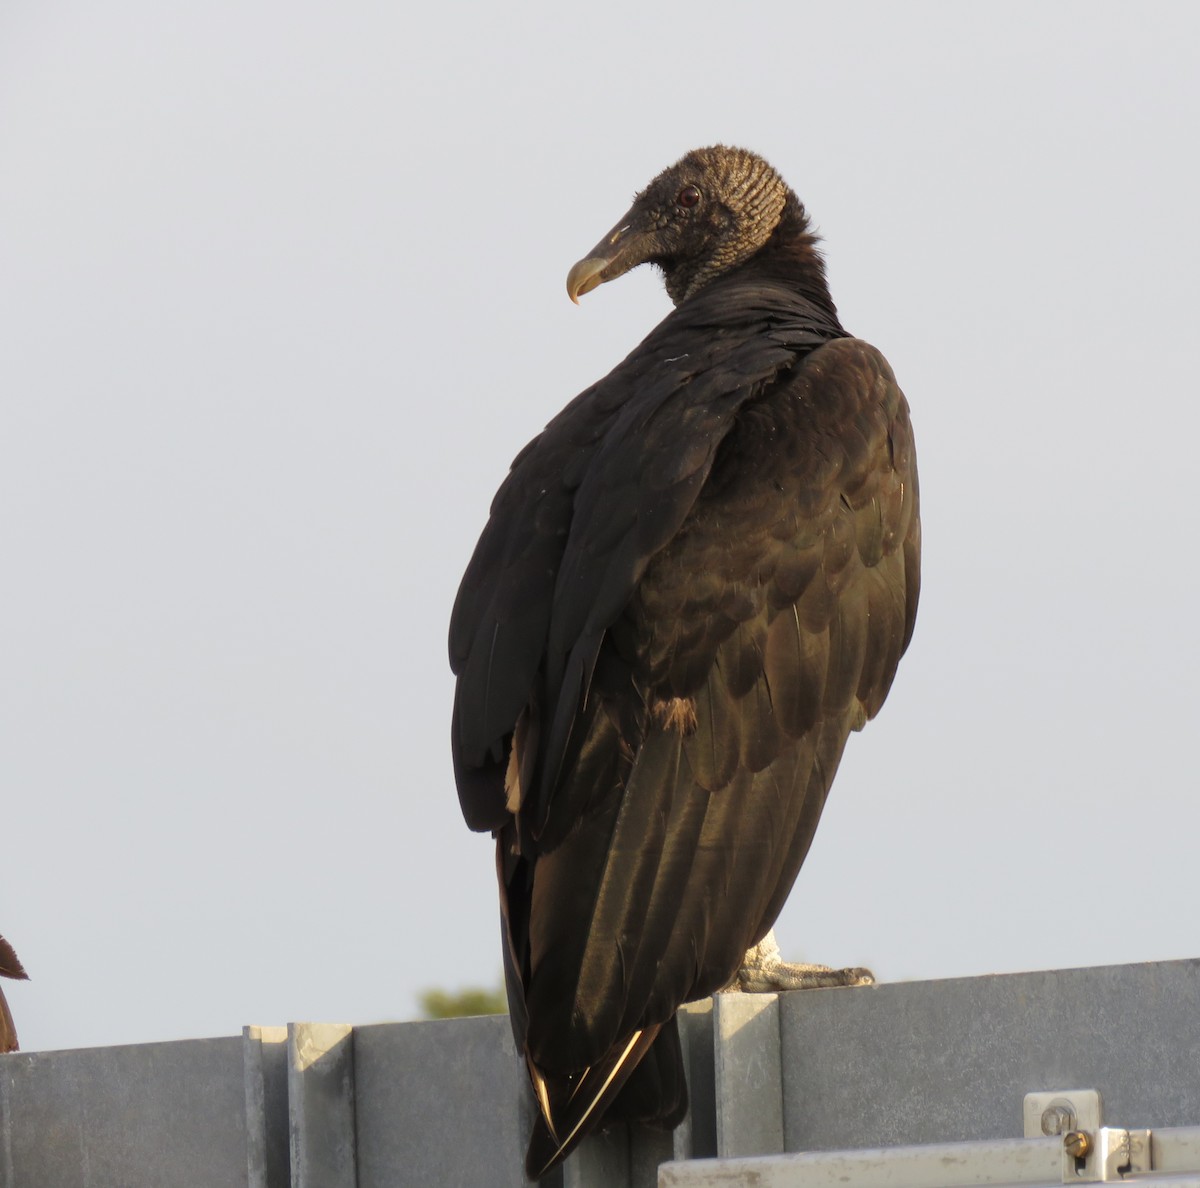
[{"x1": 658, "y1": 1127, "x2": 1200, "y2": 1188}]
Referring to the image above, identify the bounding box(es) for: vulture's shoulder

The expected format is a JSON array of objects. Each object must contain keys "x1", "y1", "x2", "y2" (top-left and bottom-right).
[{"x1": 449, "y1": 283, "x2": 864, "y2": 830}]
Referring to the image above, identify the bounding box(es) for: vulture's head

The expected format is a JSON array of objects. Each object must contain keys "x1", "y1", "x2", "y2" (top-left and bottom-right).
[{"x1": 566, "y1": 145, "x2": 805, "y2": 307}]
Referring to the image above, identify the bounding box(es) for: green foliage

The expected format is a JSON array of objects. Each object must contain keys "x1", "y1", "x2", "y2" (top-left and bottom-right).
[{"x1": 419, "y1": 983, "x2": 508, "y2": 1019}]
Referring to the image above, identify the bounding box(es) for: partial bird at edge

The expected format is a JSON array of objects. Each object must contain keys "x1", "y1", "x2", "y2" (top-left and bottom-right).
[{"x1": 0, "y1": 933, "x2": 29, "y2": 1054}]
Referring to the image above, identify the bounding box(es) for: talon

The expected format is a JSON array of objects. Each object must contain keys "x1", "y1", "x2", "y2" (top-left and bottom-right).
[
  {"x1": 734, "y1": 963, "x2": 877, "y2": 993},
  {"x1": 732, "y1": 931, "x2": 876, "y2": 993}
]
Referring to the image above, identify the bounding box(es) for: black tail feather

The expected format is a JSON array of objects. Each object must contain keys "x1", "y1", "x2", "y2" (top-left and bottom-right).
[
  {"x1": 524, "y1": 1017, "x2": 686, "y2": 1180},
  {"x1": 605, "y1": 1016, "x2": 687, "y2": 1128}
]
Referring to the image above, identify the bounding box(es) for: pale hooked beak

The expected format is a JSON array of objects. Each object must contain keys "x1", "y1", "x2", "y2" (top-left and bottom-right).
[{"x1": 565, "y1": 216, "x2": 649, "y2": 304}]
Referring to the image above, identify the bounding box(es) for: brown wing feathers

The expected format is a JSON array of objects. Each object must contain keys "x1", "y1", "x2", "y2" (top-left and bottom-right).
[{"x1": 0, "y1": 934, "x2": 28, "y2": 1054}]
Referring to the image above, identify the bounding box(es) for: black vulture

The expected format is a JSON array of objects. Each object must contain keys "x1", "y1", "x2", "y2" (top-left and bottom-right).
[
  {"x1": 0, "y1": 933, "x2": 28, "y2": 1053},
  {"x1": 449, "y1": 145, "x2": 920, "y2": 1178}
]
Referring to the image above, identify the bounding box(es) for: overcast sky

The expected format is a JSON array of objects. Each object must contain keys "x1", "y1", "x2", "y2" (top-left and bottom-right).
[{"x1": 3, "y1": 2, "x2": 1198, "y2": 1054}]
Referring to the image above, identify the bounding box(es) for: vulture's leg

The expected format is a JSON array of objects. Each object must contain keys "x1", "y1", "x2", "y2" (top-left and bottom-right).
[{"x1": 732, "y1": 929, "x2": 874, "y2": 993}]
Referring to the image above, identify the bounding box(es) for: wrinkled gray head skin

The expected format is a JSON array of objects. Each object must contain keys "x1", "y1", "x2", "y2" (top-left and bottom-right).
[{"x1": 566, "y1": 145, "x2": 795, "y2": 307}]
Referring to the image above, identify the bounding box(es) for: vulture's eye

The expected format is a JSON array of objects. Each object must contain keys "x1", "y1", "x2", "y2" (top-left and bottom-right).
[{"x1": 676, "y1": 185, "x2": 701, "y2": 209}]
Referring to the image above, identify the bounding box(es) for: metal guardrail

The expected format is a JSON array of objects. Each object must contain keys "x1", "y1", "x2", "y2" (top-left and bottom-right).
[{"x1": 1, "y1": 958, "x2": 1197, "y2": 1187}]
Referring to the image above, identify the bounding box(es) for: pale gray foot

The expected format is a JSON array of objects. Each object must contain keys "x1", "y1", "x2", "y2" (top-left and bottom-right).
[{"x1": 731, "y1": 929, "x2": 875, "y2": 993}]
